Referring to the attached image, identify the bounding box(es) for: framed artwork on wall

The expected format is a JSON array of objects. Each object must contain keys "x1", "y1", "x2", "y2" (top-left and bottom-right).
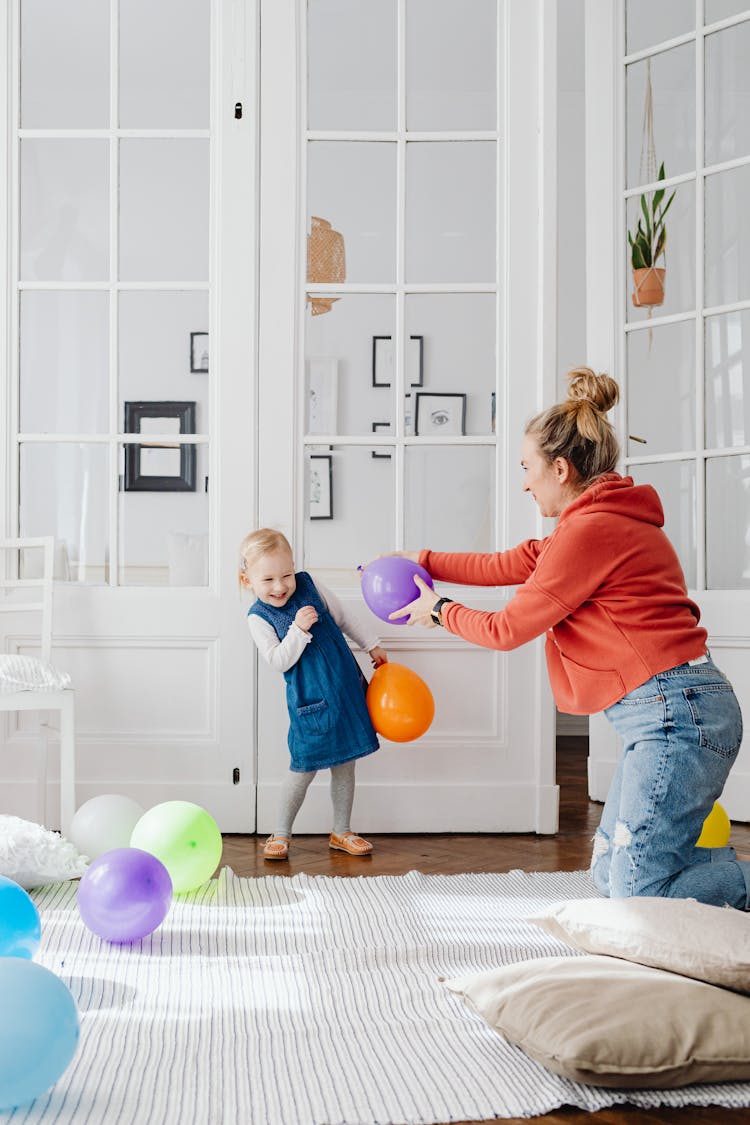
[
  {"x1": 309, "y1": 454, "x2": 333, "y2": 519},
  {"x1": 414, "y1": 392, "x2": 467, "y2": 437},
  {"x1": 307, "y1": 357, "x2": 339, "y2": 435},
  {"x1": 190, "y1": 332, "x2": 209, "y2": 373},
  {"x1": 371, "y1": 421, "x2": 392, "y2": 459},
  {"x1": 372, "y1": 335, "x2": 424, "y2": 388},
  {"x1": 123, "y1": 400, "x2": 197, "y2": 492}
]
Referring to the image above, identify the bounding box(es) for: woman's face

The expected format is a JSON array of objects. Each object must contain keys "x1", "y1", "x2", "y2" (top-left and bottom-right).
[{"x1": 520, "y1": 433, "x2": 573, "y2": 519}]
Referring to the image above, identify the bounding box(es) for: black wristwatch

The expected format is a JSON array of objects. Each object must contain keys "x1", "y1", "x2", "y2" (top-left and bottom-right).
[{"x1": 430, "y1": 597, "x2": 454, "y2": 626}]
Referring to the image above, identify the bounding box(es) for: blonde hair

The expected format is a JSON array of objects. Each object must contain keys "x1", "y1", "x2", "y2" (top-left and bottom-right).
[
  {"x1": 238, "y1": 528, "x2": 293, "y2": 588},
  {"x1": 525, "y1": 366, "x2": 620, "y2": 485}
]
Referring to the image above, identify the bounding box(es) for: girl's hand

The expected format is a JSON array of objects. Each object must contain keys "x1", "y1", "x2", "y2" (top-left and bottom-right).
[
  {"x1": 294, "y1": 605, "x2": 318, "y2": 632},
  {"x1": 368, "y1": 645, "x2": 388, "y2": 667},
  {"x1": 388, "y1": 575, "x2": 439, "y2": 628}
]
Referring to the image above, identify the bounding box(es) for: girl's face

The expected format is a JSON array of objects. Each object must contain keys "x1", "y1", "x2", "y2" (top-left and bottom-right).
[
  {"x1": 242, "y1": 548, "x2": 296, "y2": 607},
  {"x1": 520, "y1": 433, "x2": 575, "y2": 519}
]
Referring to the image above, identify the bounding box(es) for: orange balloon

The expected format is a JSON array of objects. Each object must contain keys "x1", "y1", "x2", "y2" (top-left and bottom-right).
[{"x1": 366, "y1": 662, "x2": 435, "y2": 743}]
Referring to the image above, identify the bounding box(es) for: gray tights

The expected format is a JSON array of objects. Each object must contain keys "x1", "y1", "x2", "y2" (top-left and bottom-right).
[{"x1": 276, "y1": 759, "x2": 356, "y2": 837}]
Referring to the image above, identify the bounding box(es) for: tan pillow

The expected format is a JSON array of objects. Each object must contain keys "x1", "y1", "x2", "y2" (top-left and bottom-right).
[
  {"x1": 528, "y1": 897, "x2": 750, "y2": 993},
  {"x1": 443, "y1": 955, "x2": 750, "y2": 1088}
]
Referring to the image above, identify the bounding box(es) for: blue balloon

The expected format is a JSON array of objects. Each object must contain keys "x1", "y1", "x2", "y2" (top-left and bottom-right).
[
  {"x1": 0, "y1": 959, "x2": 79, "y2": 1111},
  {"x1": 0, "y1": 875, "x2": 41, "y2": 958}
]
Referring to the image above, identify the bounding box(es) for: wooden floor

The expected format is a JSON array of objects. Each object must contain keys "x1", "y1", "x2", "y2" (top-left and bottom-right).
[{"x1": 221, "y1": 736, "x2": 750, "y2": 1125}]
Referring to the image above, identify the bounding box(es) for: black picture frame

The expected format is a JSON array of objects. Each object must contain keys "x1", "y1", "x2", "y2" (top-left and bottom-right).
[
  {"x1": 414, "y1": 392, "x2": 467, "y2": 437},
  {"x1": 123, "y1": 401, "x2": 197, "y2": 492},
  {"x1": 309, "y1": 454, "x2": 333, "y2": 520},
  {"x1": 371, "y1": 422, "x2": 392, "y2": 459},
  {"x1": 190, "y1": 332, "x2": 209, "y2": 373},
  {"x1": 371, "y1": 335, "x2": 424, "y2": 388}
]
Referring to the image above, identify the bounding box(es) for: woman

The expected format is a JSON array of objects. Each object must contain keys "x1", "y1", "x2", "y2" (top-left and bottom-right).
[{"x1": 389, "y1": 366, "x2": 747, "y2": 909}]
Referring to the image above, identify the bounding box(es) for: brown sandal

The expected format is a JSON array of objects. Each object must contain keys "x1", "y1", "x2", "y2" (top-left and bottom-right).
[
  {"x1": 263, "y1": 834, "x2": 290, "y2": 860},
  {"x1": 329, "y1": 831, "x2": 373, "y2": 856}
]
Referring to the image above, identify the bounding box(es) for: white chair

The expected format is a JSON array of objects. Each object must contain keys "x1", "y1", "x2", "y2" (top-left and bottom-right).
[{"x1": 0, "y1": 537, "x2": 75, "y2": 835}]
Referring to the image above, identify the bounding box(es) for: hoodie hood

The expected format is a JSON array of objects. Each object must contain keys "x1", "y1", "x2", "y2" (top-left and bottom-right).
[{"x1": 559, "y1": 472, "x2": 664, "y2": 530}]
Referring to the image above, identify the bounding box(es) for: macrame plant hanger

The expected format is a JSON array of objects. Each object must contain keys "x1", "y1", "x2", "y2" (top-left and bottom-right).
[{"x1": 637, "y1": 59, "x2": 661, "y2": 348}]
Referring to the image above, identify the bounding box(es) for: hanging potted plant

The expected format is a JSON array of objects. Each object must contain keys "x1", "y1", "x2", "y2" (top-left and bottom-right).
[{"x1": 628, "y1": 162, "x2": 675, "y2": 308}]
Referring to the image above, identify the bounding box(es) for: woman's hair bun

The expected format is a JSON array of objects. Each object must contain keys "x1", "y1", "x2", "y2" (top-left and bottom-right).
[{"x1": 566, "y1": 366, "x2": 619, "y2": 414}]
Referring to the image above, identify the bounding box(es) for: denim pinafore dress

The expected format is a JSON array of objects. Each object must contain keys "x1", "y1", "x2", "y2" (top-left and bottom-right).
[{"x1": 248, "y1": 571, "x2": 379, "y2": 772}]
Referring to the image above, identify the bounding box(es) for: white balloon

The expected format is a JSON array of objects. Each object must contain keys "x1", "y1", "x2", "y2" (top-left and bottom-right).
[{"x1": 69, "y1": 795, "x2": 145, "y2": 860}]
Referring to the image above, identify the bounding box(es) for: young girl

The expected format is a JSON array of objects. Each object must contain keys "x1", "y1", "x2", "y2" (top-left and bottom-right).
[{"x1": 239, "y1": 528, "x2": 387, "y2": 861}]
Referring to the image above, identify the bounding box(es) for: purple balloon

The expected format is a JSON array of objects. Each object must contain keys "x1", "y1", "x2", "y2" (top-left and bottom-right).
[
  {"x1": 77, "y1": 848, "x2": 173, "y2": 943},
  {"x1": 360, "y1": 557, "x2": 434, "y2": 624}
]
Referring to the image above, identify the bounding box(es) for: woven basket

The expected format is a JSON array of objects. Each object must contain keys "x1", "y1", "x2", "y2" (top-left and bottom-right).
[{"x1": 307, "y1": 216, "x2": 346, "y2": 316}]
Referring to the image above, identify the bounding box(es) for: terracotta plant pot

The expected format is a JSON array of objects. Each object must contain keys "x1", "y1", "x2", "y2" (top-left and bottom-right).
[{"x1": 632, "y1": 266, "x2": 666, "y2": 308}]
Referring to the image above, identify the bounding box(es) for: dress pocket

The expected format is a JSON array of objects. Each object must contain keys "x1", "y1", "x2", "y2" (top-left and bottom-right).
[
  {"x1": 684, "y1": 683, "x2": 743, "y2": 758},
  {"x1": 295, "y1": 699, "x2": 335, "y2": 736}
]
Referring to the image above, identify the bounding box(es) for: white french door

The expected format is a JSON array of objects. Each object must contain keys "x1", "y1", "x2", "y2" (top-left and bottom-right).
[
  {"x1": 0, "y1": 0, "x2": 257, "y2": 829},
  {"x1": 255, "y1": 0, "x2": 560, "y2": 833},
  {"x1": 585, "y1": 0, "x2": 750, "y2": 818}
]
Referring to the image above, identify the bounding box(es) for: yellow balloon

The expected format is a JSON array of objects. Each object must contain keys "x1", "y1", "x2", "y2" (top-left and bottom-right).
[{"x1": 696, "y1": 801, "x2": 731, "y2": 848}]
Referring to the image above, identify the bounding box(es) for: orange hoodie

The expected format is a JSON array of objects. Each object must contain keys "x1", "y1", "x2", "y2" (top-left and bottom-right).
[{"x1": 419, "y1": 473, "x2": 707, "y2": 715}]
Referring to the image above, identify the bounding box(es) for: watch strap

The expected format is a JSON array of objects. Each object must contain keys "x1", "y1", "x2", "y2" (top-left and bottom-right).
[{"x1": 431, "y1": 596, "x2": 454, "y2": 626}]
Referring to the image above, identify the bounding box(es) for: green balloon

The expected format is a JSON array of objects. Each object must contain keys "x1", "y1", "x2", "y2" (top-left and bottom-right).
[{"x1": 130, "y1": 801, "x2": 222, "y2": 893}]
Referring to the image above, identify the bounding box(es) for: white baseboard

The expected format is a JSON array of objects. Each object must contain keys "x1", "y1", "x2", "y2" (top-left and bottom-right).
[{"x1": 257, "y1": 781, "x2": 560, "y2": 834}]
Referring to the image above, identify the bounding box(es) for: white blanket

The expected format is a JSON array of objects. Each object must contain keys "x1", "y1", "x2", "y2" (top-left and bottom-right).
[{"x1": 21, "y1": 868, "x2": 750, "y2": 1125}]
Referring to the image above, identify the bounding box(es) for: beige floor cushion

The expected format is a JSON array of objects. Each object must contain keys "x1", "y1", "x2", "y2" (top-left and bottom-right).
[
  {"x1": 528, "y1": 896, "x2": 750, "y2": 993},
  {"x1": 443, "y1": 954, "x2": 750, "y2": 1088}
]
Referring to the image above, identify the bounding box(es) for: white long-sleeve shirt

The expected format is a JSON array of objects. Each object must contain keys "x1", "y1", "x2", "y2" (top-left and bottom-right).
[{"x1": 247, "y1": 580, "x2": 381, "y2": 674}]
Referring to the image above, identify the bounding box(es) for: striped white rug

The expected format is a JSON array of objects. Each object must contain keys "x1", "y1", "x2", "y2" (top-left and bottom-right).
[{"x1": 12, "y1": 868, "x2": 750, "y2": 1125}]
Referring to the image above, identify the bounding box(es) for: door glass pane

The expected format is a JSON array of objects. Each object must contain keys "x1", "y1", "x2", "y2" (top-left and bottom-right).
[
  {"x1": 405, "y1": 142, "x2": 496, "y2": 283},
  {"x1": 705, "y1": 164, "x2": 750, "y2": 309},
  {"x1": 20, "y1": 0, "x2": 109, "y2": 128},
  {"x1": 626, "y1": 0, "x2": 694, "y2": 55},
  {"x1": 626, "y1": 320, "x2": 695, "y2": 456},
  {"x1": 706, "y1": 455, "x2": 750, "y2": 588},
  {"x1": 119, "y1": 0, "x2": 209, "y2": 128},
  {"x1": 705, "y1": 22, "x2": 750, "y2": 166},
  {"x1": 705, "y1": 1, "x2": 750, "y2": 23},
  {"x1": 20, "y1": 443, "x2": 109, "y2": 584},
  {"x1": 406, "y1": 0, "x2": 496, "y2": 131},
  {"x1": 119, "y1": 443, "x2": 209, "y2": 587},
  {"x1": 20, "y1": 140, "x2": 109, "y2": 281},
  {"x1": 406, "y1": 294, "x2": 496, "y2": 437},
  {"x1": 626, "y1": 181, "x2": 695, "y2": 322},
  {"x1": 119, "y1": 140, "x2": 209, "y2": 282},
  {"x1": 405, "y1": 445, "x2": 495, "y2": 552},
  {"x1": 307, "y1": 0, "x2": 396, "y2": 131},
  {"x1": 626, "y1": 45, "x2": 695, "y2": 188},
  {"x1": 307, "y1": 143, "x2": 396, "y2": 283},
  {"x1": 305, "y1": 295, "x2": 395, "y2": 437},
  {"x1": 705, "y1": 310, "x2": 750, "y2": 449},
  {"x1": 119, "y1": 292, "x2": 209, "y2": 429},
  {"x1": 303, "y1": 446, "x2": 395, "y2": 571},
  {"x1": 20, "y1": 291, "x2": 108, "y2": 434},
  {"x1": 630, "y1": 460, "x2": 696, "y2": 588}
]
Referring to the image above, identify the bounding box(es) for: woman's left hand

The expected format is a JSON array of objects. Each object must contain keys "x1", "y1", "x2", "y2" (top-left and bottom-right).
[{"x1": 388, "y1": 575, "x2": 439, "y2": 628}]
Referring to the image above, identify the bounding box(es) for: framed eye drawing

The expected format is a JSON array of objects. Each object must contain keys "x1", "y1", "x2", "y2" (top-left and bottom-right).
[
  {"x1": 309, "y1": 454, "x2": 333, "y2": 520},
  {"x1": 372, "y1": 335, "x2": 424, "y2": 388},
  {"x1": 190, "y1": 332, "x2": 209, "y2": 374},
  {"x1": 123, "y1": 401, "x2": 197, "y2": 492},
  {"x1": 414, "y1": 392, "x2": 466, "y2": 437}
]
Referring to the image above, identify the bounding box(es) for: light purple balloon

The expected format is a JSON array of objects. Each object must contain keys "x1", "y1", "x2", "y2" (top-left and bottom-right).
[
  {"x1": 360, "y1": 557, "x2": 434, "y2": 624},
  {"x1": 77, "y1": 848, "x2": 173, "y2": 943}
]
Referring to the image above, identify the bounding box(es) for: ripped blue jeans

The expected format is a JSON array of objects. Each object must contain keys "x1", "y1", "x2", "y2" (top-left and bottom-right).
[{"x1": 591, "y1": 655, "x2": 750, "y2": 909}]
